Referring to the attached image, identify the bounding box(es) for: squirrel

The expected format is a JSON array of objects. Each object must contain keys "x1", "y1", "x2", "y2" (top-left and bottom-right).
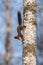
[{"x1": 14, "y1": 11, "x2": 26, "y2": 40}]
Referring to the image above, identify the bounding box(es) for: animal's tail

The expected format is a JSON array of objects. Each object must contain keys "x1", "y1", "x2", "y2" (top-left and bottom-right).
[{"x1": 18, "y1": 11, "x2": 22, "y2": 26}]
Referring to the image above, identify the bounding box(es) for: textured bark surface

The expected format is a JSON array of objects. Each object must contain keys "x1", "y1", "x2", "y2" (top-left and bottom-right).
[{"x1": 23, "y1": 0, "x2": 36, "y2": 65}]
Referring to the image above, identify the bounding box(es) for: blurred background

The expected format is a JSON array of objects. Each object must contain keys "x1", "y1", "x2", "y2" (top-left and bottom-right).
[{"x1": 0, "y1": 0, "x2": 36, "y2": 65}]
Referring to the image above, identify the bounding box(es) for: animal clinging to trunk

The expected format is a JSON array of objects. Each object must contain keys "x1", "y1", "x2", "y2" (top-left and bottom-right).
[{"x1": 14, "y1": 11, "x2": 26, "y2": 40}]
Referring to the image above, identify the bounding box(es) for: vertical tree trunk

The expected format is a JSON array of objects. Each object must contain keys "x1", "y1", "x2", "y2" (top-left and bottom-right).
[{"x1": 6, "y1": 0, "x2": 10, "y2": 65}]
